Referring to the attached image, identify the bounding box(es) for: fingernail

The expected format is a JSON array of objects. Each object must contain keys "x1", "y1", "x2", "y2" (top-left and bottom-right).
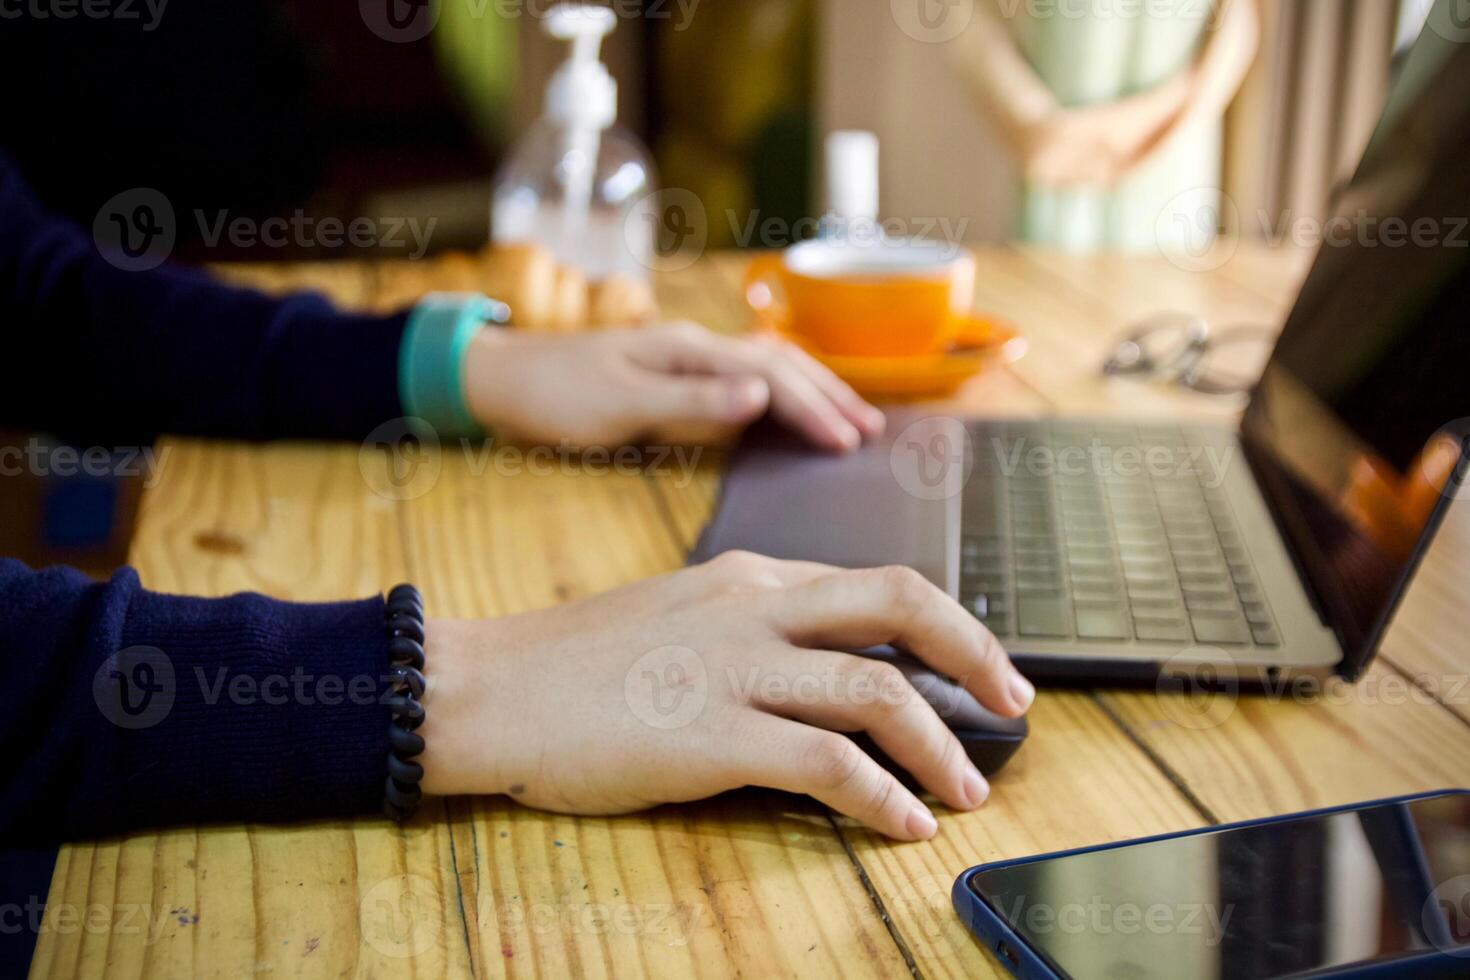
[
  {"x1": 906, "y1": 805, "x2": 939, "y2": 840},
  {"x1": 1009, "y1": 673, "x2": 1036, "y2": 712},
  {"x1": 963, "y1": 766, "x2": 990, "y2": 808},
  {"x1": 834, "y1": 424, "x2": 861, "y2": 451},
  {"x1": 727, "y1": 377, "x2": 769, "y2": 417}
]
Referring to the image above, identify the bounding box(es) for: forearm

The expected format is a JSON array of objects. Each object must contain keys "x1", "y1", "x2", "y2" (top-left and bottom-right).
[
  {"x1": 1181, "y1": 0, "x2": 1262, "y2": 128},
  {"x1": 0, "y1": 152, "x2": 407, "y2": 444},
  {"x1": 950, "y1": 0, "x2": 1059, "y2": 154},
  {"x1": 0, "y1": 558, "x2": 393, "y2": 843}
]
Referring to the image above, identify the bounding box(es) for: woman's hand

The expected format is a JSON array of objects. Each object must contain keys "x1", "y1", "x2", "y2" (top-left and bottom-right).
[
  {"x1": 953, "y1": 0, "x2": 1261, "y2": 189},
  {"x1": 416, "y1": 552, "x2": 1035, "y2": 841},
  {"x1": 1020, "y1": 73, "x2": 1195, "y2": 187},
  {"x1": 462, "y1": 322, "x2": 886, "y2": 452}
]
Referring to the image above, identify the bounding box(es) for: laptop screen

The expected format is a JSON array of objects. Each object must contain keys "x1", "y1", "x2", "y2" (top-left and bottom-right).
[{"x1": 1240, "y1": 14, "x2": 1470, "y2": 678}]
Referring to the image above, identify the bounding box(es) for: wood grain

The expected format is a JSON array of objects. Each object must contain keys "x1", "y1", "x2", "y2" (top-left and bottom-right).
[
  {"x1": 388, "y1": 441, "x2": 911, "y2": 976},
  {"x1": 31, "y1": 442, "x2": 476, "y2": 979},
  {"x1": 33, "y1": 246, "x2": 1470, "y2": 980}
]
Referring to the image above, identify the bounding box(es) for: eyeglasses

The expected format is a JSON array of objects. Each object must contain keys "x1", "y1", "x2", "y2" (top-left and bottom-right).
[{"x1": 1102, "y1": 313, "x2": 1277, "y2": 396}]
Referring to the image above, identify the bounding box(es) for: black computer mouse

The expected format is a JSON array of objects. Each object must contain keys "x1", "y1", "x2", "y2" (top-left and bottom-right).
[{"x1": 850, "y1": 647, "x2": 1029, "y2": 785}]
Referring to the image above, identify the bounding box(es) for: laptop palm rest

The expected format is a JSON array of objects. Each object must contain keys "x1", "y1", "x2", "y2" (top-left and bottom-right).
[{"x1": 690, "y1": 421, "x2": 954, "y2": 591}]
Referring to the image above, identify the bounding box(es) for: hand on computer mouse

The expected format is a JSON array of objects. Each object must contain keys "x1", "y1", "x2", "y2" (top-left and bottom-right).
[
  {"x1": 462, "y1": 321, "x2": 886, "y2": 452},
  {"x1": 415, "y1": 552, "x2": 1033, "y2": 842}
]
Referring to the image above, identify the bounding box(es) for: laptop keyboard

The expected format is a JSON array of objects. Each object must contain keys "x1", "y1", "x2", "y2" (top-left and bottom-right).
[{"x1": 959, "y1": 422, "x2": 1280, "y2": 647}]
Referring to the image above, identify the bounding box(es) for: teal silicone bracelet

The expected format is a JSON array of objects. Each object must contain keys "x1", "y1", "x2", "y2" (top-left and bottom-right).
[{"x1": 399, "y1": 293, "x2": 511, "y2": 438}]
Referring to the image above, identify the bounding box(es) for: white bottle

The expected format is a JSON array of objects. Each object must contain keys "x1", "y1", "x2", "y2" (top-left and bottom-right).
[
  {"x1": 491, "y1": 4, "x2": 656, "y2": 282},
  {"x1": 820, "y1": 130, "x2": 882, "y2": 245}
]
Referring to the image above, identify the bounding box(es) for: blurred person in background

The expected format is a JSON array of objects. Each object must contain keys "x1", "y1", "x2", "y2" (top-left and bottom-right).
[{"x1": 952, "y1": 0, "x2": 1261, "y2": 250}]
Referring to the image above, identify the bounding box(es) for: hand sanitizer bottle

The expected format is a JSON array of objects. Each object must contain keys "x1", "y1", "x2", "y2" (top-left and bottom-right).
[
  {"x1": 819, "y1": 130, "x2": 882, "y2": 246},
  {"x1": 492, "y1": 4, "x2": 657, "y2": 283}
]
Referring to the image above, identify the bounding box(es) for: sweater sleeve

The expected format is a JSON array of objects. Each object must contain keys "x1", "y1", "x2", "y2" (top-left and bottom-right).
[
  {"x1": 0, "y1": 558, "x2": 393, "y2": 843},
  {"x1": 0, "y1": 150, "x2": 408, "y2": 444}
]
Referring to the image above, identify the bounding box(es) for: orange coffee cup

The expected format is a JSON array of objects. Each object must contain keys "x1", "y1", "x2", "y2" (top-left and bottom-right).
[{"x1": 744, "y1": 240, "x2": 977, "y2": 357}]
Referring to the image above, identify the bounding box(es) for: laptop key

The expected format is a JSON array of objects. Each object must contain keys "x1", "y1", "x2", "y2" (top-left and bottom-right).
[
  {"x1": 1174, "y1": 552, "x2": 1226, "y2": 572},
  {"x1": 1075, "y1": 606, "x2": 1130, "y2": 640},
  {"x1": 1241, "y1": 602, "x2": 1273, "y2": 625},
  {"x1": 1185, "y1": 593, "x2": 1237, "y2": 612},
  {"x1": 1130, "y1": 594, "x2": 1183, "y2": 611},
  {"x1": 1190, "y1": 614, "x2": 1250, "y2": 645},
  {"x1": 1019, "y1": 597, "x2": 1073, "y2": 638},
  {"x1": 1251, "y1": 625, "x2": 1280, "y2": 646},
  {"x1": 1134, "y1": 620, "x2": 1192, "y2": 642}
]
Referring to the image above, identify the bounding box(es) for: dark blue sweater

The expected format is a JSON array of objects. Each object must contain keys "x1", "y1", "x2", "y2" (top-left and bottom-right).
[{"x1": 1, "y1": 152, "x2": 411, "y2": 842}]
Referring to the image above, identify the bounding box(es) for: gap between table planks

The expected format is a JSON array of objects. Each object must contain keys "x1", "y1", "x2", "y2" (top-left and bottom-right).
[{"x1": 33, "y1": 248, "x2": 1470, "y2": 980}]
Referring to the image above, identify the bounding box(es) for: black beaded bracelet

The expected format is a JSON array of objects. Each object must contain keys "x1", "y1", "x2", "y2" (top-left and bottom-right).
[{"x1": 383, "y1": 583, "x2": 427, "y2": 821}]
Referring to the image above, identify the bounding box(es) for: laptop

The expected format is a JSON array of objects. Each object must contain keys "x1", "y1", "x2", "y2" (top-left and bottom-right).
[{"x1": 692, "y1": 18, "x2": 1470, "y2": 685}]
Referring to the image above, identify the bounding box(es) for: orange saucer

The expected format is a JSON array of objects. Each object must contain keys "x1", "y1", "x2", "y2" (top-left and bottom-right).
[{"x1": 760, "y1": 315, "x2": 1027, "y2": 400}]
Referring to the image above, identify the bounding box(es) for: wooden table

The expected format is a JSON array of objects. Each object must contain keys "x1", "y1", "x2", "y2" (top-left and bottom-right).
[{"x1": 31, "y1": 248, "x2": 1470, "y2": 978}]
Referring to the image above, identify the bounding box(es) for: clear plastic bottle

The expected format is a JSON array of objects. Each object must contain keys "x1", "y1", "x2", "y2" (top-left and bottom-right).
[{"x1": 491, "y1": 5, "x2": 656, "y2": 283}]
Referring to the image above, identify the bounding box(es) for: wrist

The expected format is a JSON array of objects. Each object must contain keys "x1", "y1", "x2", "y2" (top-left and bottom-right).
[
  {"x1": 399, "y1": 293, "x2": 509, "y2": 438},
  {"x1": 461, "y1": 326, "x2": 518, "y2": 435},
  {"x1": 416, "y1": 617, "x2": 507, "y2": 797}
]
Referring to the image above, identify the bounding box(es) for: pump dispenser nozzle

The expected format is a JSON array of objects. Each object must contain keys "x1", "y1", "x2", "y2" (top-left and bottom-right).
[
  {"x1": 544, "y1": 5, "x2": 617, "y2": 129},
  {"x1": 491, "y1": 2, "x2": 656, "y2": 285}
]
